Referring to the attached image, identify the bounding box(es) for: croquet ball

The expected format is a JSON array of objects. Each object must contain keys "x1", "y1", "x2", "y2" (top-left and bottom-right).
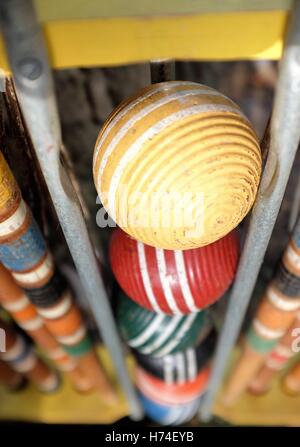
[
  {"x1": 117, "y1": 292, "x2": 212, "y2": 357},
  {"x1": 133, "y1": 329, "x2": 216, "y2": 383},
  {"x1": 136, "y1": 364, "x2": 210, "y2": 405},
  {"x1": 93, "y1": 81, "x2": 261, "y2": 250},
  {"x1": 110, "y1": 227, "x2": 239, "y2": 314},
  {"x1": 138, "y1": 391, "x2": 201, "y2": 425}
]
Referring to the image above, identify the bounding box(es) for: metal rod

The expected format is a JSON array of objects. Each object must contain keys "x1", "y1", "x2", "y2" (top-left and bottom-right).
[
  {"x1": 150, "y1": 59, "x2": 175, "y2": 83},
  {"x1": 200, "y1": 0, "x2": 300, "y2": 421},
  {"x1": 0, "y1": 0, "x2": 143, "y2": 420}
]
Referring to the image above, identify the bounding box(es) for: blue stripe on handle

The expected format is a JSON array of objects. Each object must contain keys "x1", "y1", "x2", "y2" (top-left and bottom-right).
[{"x1": 0, "y1": 218, "x2": 46, "y2": 272}]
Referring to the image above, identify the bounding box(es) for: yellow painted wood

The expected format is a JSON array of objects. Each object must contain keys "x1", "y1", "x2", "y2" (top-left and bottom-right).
[
  {"x1": 0, "y1": 11, "x2": 287, "y2": 71},
  {"x1": 214, "y1": 349, "x2": 300, "y2": 426},
  {"x1": 33, "y1": 0, "x2": 292, "y2": 20},
  {"x1": 93, "y1": 81, "x2": 261, "y2": 250},
  {"x1": 0, "y1": 346, "x2": 133, "y2": 424},
  {"x1": 1, "y1": 346, "x2": 299, "y2": 425}
]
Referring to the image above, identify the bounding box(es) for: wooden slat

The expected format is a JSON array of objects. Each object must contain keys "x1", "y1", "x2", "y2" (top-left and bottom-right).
[
  {"x1": 34, "y1": 0, "x2": 292, "y2": 20},
  {"x1": 0, "y1": 10, "x2": 288, "y2": 71}
]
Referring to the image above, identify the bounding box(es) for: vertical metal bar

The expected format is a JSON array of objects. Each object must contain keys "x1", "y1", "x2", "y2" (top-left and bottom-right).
[
  {"x1": 200, "y1": 0, "x2": 300, "y2": 421},
  {"x1": 150, "y1": 59, "x2": 175, "y2": 83},
  {"x1": 0, "y1": 0, "x2": 143, "y2": 420}
]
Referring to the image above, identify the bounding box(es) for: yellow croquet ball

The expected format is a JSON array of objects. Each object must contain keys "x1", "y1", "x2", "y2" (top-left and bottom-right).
[{"x1": 93, "y1": 81, "x2": 261, "y2": 249}]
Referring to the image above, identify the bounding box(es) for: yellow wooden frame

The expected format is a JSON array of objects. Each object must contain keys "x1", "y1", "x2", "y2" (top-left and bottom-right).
[{"x1": 0, "y1": 10, "x2": 289, "y2": 71}]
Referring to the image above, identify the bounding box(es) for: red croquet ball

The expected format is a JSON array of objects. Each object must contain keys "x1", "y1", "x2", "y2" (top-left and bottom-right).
[
  {"x1": 110, "y1": 227, "x2": 239, "y2": 314},
  {"x1": 136, "y1": 364, "x2": 210, "y2": 405}
]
